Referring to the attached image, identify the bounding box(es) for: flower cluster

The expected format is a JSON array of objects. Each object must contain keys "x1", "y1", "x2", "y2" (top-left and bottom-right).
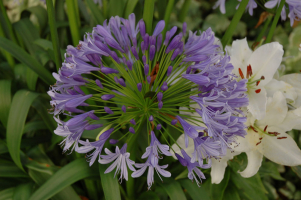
[
  {"x1": 214, "y1": 0, "x2": 301, "y2": 26},
  {"x1": 48, "y1": 13, "x2": 248, "y2": 188}
]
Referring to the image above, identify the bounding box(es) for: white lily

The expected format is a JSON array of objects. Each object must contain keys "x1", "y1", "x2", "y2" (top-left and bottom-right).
[
  {"x1": 227, "y1": 38, "x2": 284, "y2": 120},
  {"x1": 210, "y1": 91, "x2": 301, "y2": 183}
]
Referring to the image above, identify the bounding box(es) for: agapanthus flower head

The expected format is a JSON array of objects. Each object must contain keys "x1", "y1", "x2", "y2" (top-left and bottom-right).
[{"x1": 49, "y1": 13, "x2": 248, "y2": 187}]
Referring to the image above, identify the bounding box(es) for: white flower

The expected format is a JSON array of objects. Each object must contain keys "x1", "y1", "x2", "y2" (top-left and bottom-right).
[
  {"x1": 210, "y1": 91, "x2": 301, "y2": 183},
  {"x1": 227, "y1": 38, "x2": 284, "y2": 120}
]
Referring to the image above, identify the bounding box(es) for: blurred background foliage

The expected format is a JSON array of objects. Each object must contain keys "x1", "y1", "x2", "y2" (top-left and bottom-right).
[{"x1": 0, "y1": 0, "x2": 301, "y2": 199}]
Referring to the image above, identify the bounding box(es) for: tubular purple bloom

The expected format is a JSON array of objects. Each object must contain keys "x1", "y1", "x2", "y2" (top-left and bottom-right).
[
  {"x1": 104, "y1": 107, "x2": 114, "y2": 114},
  {"x1": 157, "y1": 34, "x2": 163, "y2": 51},
  {"x1": 129, "y1": 127, "x2": 135, "y2": 134},
  {"x1": 182, "y1": 22, "x2": 187, "y2": 34},
  {"x1": 95, "y1": 79, "x2": 103, "y2": 89},
  {"x1": 142, "y1": 55, "x2": 147, "y2": 64},
  {"x1": 149, "y1": 115, "x2": 154, "y2": 122},
  {"x1": 109, "y1": 139, "x2": 119, "y2": 144},
  {"x1": 101, "y1": 67, "x2": 119, "y2": 74},
  {"x1": 144, "y1": 64, "x2": 149, "y2": 75},
  {"x1": 157, "y1": 92, "x2": 163, "y2": 102},
  {"x1": 118, "y1": 78, "x2": 126, "y2": 87},
  {"x1": 85, "y1": 124, "x2": 103, "y2": 130},
  {"x1": 156, "y1": 124, "x2": 162, "y2": 130},
  {"x1": 167, "y1": 66, "x2": 173, "y2": 76},
  {"x1": 171, "y1": 119, "x2": 178, "y2": 125},
  {"x1": 161, "y1": 82, "x2": 168, "y2": 91},
  {"x1": 158, "y1": 101, "x2": 163, "y2": 109},
  {"x1": 139, "y1": 20, "x2": 146, "y2": 38},
  {"x1": 130, "y1": 119, "x2": 136, "y2": 125},
  {"x1": 149, "y1": 45, "x2": 155, "y2": 61},
  {"x1": 131, "y1": 46, "x2": 139, "y2": 60},
  {"x1": 101, "y1": 94, "x2": 115, "y2": 101},
  {"x1": 137, "y1": 83, "x2": 142, "y2": 92},
  {"x1": 122, "y1": 105, "x2": 126, "y2": 113},
  {"x1": 147, "y1": 76, "x2": 151, "y2": 84},
  {"x1": 153, "y1": 20, "x2": 165, "y2": 37}
]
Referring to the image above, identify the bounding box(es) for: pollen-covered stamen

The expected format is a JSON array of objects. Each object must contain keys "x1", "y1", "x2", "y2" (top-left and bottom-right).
[
  {"x1": 246, "y1": 65, "x2": 253, "y2": 78},
  {"x1": 268, "y1": 131, "x2": 280, "y2": 136},
  {"x1": 264, "y1": 125, "x2": 268, "y2": 132},
  {"x1": 277, "y1": 137, "x2": 287, "y2": 139},
  {"x1": 255, "y1": 89, "x2": 261, "y2": 93},
  {"x1": 250, "y1": 126, "x2": 258, "y2": 132},
  {"x1": 256, "y1": 81, "x2": 260, "y2": 86},
  {"x1": 238, "y1": 68, "x2": 245, "y2": 79}
]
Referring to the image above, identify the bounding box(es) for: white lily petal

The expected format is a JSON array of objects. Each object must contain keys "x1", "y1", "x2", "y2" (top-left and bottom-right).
[
  {"x1": 232, "y1": 129, "x2": 258, "y2": 152},
  {"x1": 259, "y1": 127, "x2": 301, "y2": 166},
  {"x1": 264, "y1": 79, "x2": 297, "y2": 104},
  {"x1": 248, "y1": 42, "x2": 284, "y2": 86},
  {"x1": 257, "y1": 91, "x2": 287, "y2": 127},
  {"x1": 279, "y1": 73, "x2": 301, "y2": 90},
  {"x1": 170, "y1": 134, "x2": 194, "y2": 159},
  {"x1": 247, "y1": 87, "x2": 267, "y2": 120},
  {"x1": 278, "y1": 107, "x2": 301, "y2": 131},
  {"x1": 211, "y1": 149, "x2": 240, "y2": 184},
  {"x1": 229, "y1": 38, "x2": 253, "y2": 78},
  {"x1": 238, "y1": 150, "x2": 263, "y2": 178}
]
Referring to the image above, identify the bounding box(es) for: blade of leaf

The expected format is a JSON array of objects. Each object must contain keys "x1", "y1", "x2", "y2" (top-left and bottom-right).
[
  {"x1": 143, "y1": 0, "x2": 155, "y2": 34},
  {"x1": 6, "y1": 90, "x2": 39, "y2": 170},
  {"x1": 29, "y1": 158, "x2": 98, "y2": 200},
  {"x1": 179, "y1": 179, "x2": 211, "y2": 200},
  {"x1": 0, "y1": 160, "x2": 28, "y2": 178},
  {"x1": 23, "y1": 121, "x2": 47, "y2": 134},
  {"x1": 13, "y1": 182, "x2": 34, "y2": 200},
  {"x1": 0, "y1": 37, "x2": 54, "y2": 85},
  {"x1": 86, "y1": 0, "x2": 105, "y2": 25},
  {"x1": 178, "y1": 0, "x2": 191, "y2": 23},
  {"x1": 210, "y1": 168, "x2": 230, "y2": 200},
  {"x1": 109, "y1": 0, "x2": 125, "y2": 17},
  {"x1": 124, "y1": 0, "x2": 138, "y2": 18},
  {"x1": 159, "y1": 179, "x2": 187, "y2": 200},
  {"x1": 66, "y1": 0, "x2": 80, "y2": 46},
  {"x1": 162, "y1": 0, "x2": 175, "y2": 37},
  {"x1": 0, "y1": 79, "x2": 11, "y2": 128},
  {"x1": 46, "y1": 0, "x2": 62, "y2": 71},
  {"x1": 0, "y1": 187, "x2": 15, "y2": 200},
  {"x1": 0, "y1": 18, "x2": 15, "y2": 68},
  {"x1": 99, "y1": 164, "x2": 121, "y2": 200}
]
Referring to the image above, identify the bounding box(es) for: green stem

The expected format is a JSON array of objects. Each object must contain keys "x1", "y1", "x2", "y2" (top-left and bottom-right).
[
  {"x1": 46, "y1": 0, "x2": 62, "y2": 71},
  {"x1": 221, "y1": 0, "x2": 249, "y2": 47},
  {"x1": 255, "y1": 15, "x2": 273, "y2": 42},
  {"x1": 162, "y1": 0, "x2": 175, "y2": 37},
  {"x1": 265, "y1": 0, "x2": 285, "y2": 44},
  {"x1": 178, "y1": 0, "x2": 191, "y2": 23},
  {"x1": 143, "y1": 0, "x2": 155, "y2": 34},
  {"x1": 66, "y1": 0, "x2": 81, "y2": 46}
]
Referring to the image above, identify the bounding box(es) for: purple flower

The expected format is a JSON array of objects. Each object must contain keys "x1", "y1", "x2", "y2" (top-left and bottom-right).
[
  {"x1": 99, "y1": 144, "x2": 136, "y2": 181},
  {"x1": 129, "y1": 127, "x2": 135, "y2": 134},
  {"x1": 131, "y1": 131, "x2": 171, "y2": 189},
  {"x1": 101, "y1": 94, "x2": 115, "y2": 101},
  {"x1": 175, "y1": 149, "x2": 206, "y2": 186},
  {"x1": 76, "y1": 128, "x2": 114, "y2": 166}
]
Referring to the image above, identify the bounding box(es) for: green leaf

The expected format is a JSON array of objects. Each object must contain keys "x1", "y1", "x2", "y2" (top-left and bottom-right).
[
  {"x1": 0, "y1": 79, "x2": 11, "y2": 128},
  {"x1": 66, "y1": 0, "x2": 81, "y2": 46},
  {"x1": 179, "y1": 179, "x2": 210, "y2": 200},
  {"x1": 144, "y1": 91, "x2": 156, "y2": 99},
  {"x1": 210, "y1": 168, "x2": 230, "y2": 200},
  {"x1": 0, "y1": 160, "x2": 28, "y2": 178},
  {"x1": 13, "y1": 182, "x2": 34, "y2": 200},
  {"x1": 292, "y1": 165, "x2": 301, "y2": 179},
  {"x1": 259, "y1": 161, "x2": 284, "y2": 181},
  {"x1": 230, "y1": 168, "x2": 268, "y2": 200},
  {"x1": 109, "y1": 0, "x2": 125, "y2": 17},
  {"x1": 124, "y1": 0, "x2": 139, "y2": 18},
  {"x1": 99, "y1": 164, "x2": 121, "y2": 200},
  {"x1": 29, "y1": 158, "x2": 98, "y2": 200},
  {"x1": 86, "y1": 0, "x2": 105, "y2": 25},
  {"x1": 223, "y1": 182, "x2": 241, "y2": 200},
  {"x1": 46, "y1": 0, "x2": 62, "y2": 71},
  {"x1": 0, "y1": 37, "x2": 54, "y2": 85},
  {"x1": 26, "y1": 5, "x2": 48, "y2": 30},
  {"x1": 0, "y1": 187, "x2": 15, "y2": 200},
  {"x1": 178, "y1": 0, "x2": 191, "y2": 23},
  {"x1": 159, "y1": 179, "x2": 187, "y2": 200},
  {"x1": 7, "y1": 90, "x2": 39, "y2": 170},
  {"x1": 23, "y1": 121, "x2": 47, "y2": 134},
  {"x1": 0, "y1": 139, "x2": 8, "y2": 154},
  {"x1": 143, "y1": 0, "x2": 155, "y2": 34},
  {"x1": 28, "y1": 169, "x2": 81, "y2": 200},
  {"x1": 138, "y1": 191, "x2": 160, "y2": 200}
]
